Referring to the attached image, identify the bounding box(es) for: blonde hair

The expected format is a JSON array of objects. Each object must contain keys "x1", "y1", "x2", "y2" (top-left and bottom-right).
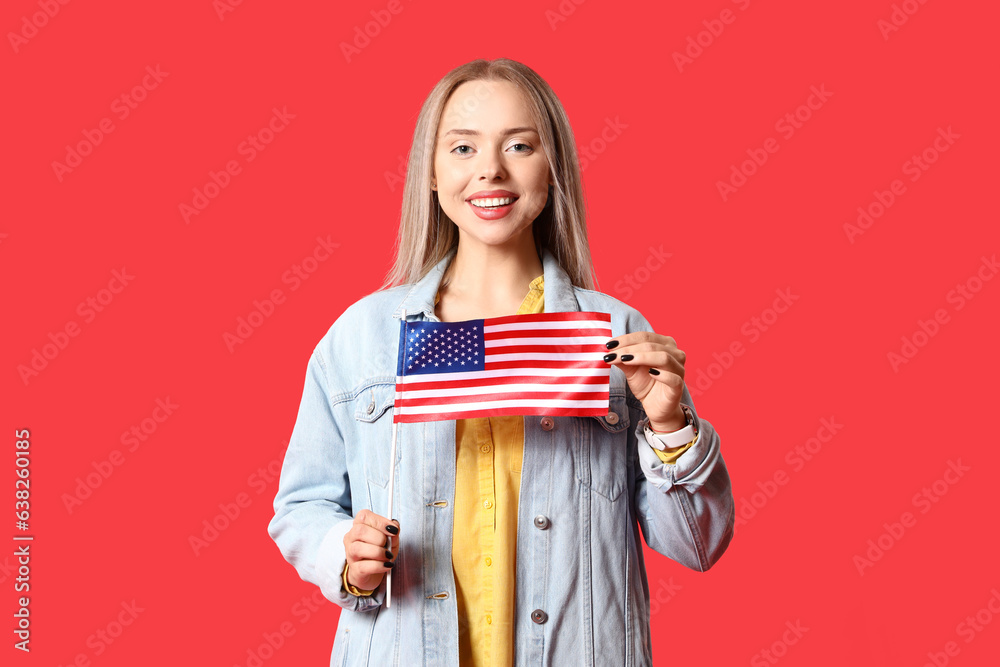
[{"x1": 378, "y1": 57, "x2": 597, "y2": 292}]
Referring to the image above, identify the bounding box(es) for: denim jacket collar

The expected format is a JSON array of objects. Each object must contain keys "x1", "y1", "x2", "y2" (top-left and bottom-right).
[{"x1": 391, "y1": 246, "x2": 581, "y2": 322}]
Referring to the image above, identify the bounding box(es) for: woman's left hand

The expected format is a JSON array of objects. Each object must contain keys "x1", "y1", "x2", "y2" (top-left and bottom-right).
[{"x1": 604, "y1": 333, "x2": 687, "y2": 432}]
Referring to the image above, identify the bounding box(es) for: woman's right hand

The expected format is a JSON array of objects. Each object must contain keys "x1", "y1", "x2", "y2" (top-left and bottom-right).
[{"x1": 343, "y1": 509, "x2": 399, "y2": 592}]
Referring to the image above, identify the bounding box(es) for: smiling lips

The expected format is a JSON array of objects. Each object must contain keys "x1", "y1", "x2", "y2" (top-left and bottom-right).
[
  {"x1": 466, "y1": 190, "x2": 519, "y2": 218},
  {"x1": 470, "y1": 196, "x2": 516, "y2": 208}
]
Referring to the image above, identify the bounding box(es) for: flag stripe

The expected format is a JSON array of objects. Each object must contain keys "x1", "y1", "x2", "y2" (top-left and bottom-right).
[
  {"x1": 485, "y1": 327, "x2": 612, "y2": 339},
  {"x1": 395, "y1": 365, "x2": 609, "y2": 387},
  {"x1": 485, "y1": 359, "x2": 607, "y2": 371},
  {"x1": 483, "y1": 311, "x2": 611, "y2": 326},
  {"x1": 396, "y1": 396, "x2": 610, "y2": 414},
  {"x1": 393, "y1": 405, "x2": 610, "y2": 422},
  {"x1": 395, "y1": 390, "x2": 610, "y2": 407},
  {"x1": 484, "y1": 341, "x2": 609, "y2": 352},
  {"x1": 396, "y1": 383, "x2": 609, "y2": 398},
  {"x1": 395, "y1": 372, "x2": 608, "y2": 390}
]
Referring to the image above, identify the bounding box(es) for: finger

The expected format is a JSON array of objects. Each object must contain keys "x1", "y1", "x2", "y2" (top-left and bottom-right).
[
  {"x1": 604, "y1": 341, "x2": 683, "y2": 365},
  {"x1": 349, "y1": 557, "x2": 394, "y2": 580},
  {"x1": 346, "y1": 539, "x2": 396, "y2": 565},
  {"x1": 355, "y1": 509, "x2": 401, "y2": 538},
  {"x1": 648, "y1": 350, "x2": 687, "y2": 378},
  {"x1": 647, "y1": 368, "x2": 685, "y2": 391},
  {"x1": 605, "y1": 332, "x2": 674, "y2": 351},
  {"x1": 349, "y1": 523, "x2": 396, "y2": 550},
  {"x1": 608, "y1": 349, "x2": 686, "y2": 377}
]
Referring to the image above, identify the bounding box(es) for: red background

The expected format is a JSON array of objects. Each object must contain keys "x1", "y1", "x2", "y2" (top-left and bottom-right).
[{"x1": 4, "y1": 0, "x2": 999, "y2": 665}]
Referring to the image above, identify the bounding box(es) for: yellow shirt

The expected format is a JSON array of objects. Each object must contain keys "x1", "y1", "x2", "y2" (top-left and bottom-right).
[
  {"x1": 450, "y1": 275, "x2": 543, "y2": 667},
  {"x1": 343, "y1": 274, "x2": 697, "y2": 667}
]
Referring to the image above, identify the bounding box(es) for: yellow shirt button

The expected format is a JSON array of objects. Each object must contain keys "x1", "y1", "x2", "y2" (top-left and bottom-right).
[
  {"x1": 483, "y1": 499, "x2": 493, "y2": 509},
  {"x1": 486, "y1": 614, "x2": 493, "y2": 625},
  {"x1": 480, "y1": 443, "x2": 491, "y2": 453},
  {"x1": 485, "y1": 556, "x2": 492, "y2": 566}
]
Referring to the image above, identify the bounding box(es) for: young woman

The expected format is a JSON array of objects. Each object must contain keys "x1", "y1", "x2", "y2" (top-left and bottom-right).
[{"x1": 268, "y1": 57, "x2": 734, "y2": 666}]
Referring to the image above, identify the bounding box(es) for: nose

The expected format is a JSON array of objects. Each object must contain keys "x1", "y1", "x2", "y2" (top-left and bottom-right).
[{"x1": 476, "y1": 145, "x2": 507, "y2": 182}]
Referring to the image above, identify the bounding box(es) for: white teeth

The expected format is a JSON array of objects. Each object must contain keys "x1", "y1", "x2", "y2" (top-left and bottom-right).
[{"x1": 470, "y1": 197, "x2": 515, "y2": 208}]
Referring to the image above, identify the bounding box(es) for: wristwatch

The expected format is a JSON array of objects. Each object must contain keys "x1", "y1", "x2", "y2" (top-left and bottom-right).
[{"x1": 644, "y1": 404, "x2": 697, "y2": 451}]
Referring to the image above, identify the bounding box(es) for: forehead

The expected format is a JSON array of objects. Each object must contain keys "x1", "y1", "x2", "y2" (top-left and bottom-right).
[{"x1": 438, "y1": 79, "x2": 536, "y2": 134}]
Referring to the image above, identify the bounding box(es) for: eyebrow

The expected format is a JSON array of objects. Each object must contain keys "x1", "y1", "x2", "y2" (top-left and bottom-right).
[{"x1": 442, "y1": 126, "x2": 538, "y2": 138}]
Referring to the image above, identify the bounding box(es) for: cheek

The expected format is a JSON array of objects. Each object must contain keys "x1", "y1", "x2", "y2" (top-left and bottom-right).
[{"x1": 518, "y1": 193, "x2": 547, "y2": 219}]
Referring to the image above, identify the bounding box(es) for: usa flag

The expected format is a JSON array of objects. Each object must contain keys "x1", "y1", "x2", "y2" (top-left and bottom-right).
[{"x1": 392, "y1": 311, "x2": 613, "y2": 422}]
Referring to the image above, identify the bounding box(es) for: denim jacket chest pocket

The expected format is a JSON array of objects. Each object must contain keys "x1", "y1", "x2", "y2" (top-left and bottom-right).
[
  {"x1": 571, "y1": 392, "x2": 630, "y2": 502},
  {"x1": 351, "y1": 381, "x2": 397, "y2": 488}
]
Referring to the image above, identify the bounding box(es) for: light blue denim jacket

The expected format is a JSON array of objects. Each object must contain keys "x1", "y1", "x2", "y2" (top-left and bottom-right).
[{"x1": 268, "y1": 247, "x2": 734, "y2": 666}]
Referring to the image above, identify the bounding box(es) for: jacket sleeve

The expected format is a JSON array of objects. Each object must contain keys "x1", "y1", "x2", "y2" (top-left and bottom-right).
[
  {"x1": 267, "y1": 345, "x2": 386, "y2": 611},
  {"x1": 625, "y1": 313, "x2": 735, "y2": 572}
]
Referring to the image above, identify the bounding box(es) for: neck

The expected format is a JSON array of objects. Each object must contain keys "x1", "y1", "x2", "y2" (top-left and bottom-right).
[{"x1": 441, "y1": 241, "x2": 544, "y2": 309}]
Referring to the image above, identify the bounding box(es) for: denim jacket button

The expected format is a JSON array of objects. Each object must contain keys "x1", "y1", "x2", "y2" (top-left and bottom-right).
[
  {"x1": 533, "y1": 515, "x2": 549, "y2": 530},
  {"x1": 605, "y1": 411, "x2": 619, "y2": 425},
  {"x1": 531, "y1": 609, "x2": 548, "y2": 624},
  {"x1": 540, "y1": 416, "x2": 554, "y2": 431},
  {"x1": 366, "y1": 401, "x2": 375, "y2": 415}
]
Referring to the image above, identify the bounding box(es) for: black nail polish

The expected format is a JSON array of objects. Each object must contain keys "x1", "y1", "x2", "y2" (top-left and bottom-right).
[
  {"x1": 384, "y1": 561, "x2": 395, "y2": 569},
  {"x1": 605, "y1": 340, "x2": 619, "y2": 349},
  {"x1": 603, "y1": 353, "x2": 617, "y2": 362},
  {"x1": 386, "y1": 524, "x2": 399, "y2": 535},
  {"x1": 385, "y1": 549, "x2": 394, "y2": 560},
  {"x1": 620, "y1": 354, "x2": 634, "y2": 362},
  {"x1": 648, "y1": 368, "x2": 660, "y2": 375}
]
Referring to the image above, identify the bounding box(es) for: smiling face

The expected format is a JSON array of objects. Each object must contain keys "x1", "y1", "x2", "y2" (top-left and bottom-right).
[{"x1": 432, "y1": 79, "x2": 552, "y2": 254}]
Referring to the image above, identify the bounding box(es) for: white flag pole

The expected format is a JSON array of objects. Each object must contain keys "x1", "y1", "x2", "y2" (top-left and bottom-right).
[
  {"x1": 385, "y1": 420, "x2": 398, "y2": 608},
  {"x1": 385, "y1": 307, "x2": 404, "y2": 608}
]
